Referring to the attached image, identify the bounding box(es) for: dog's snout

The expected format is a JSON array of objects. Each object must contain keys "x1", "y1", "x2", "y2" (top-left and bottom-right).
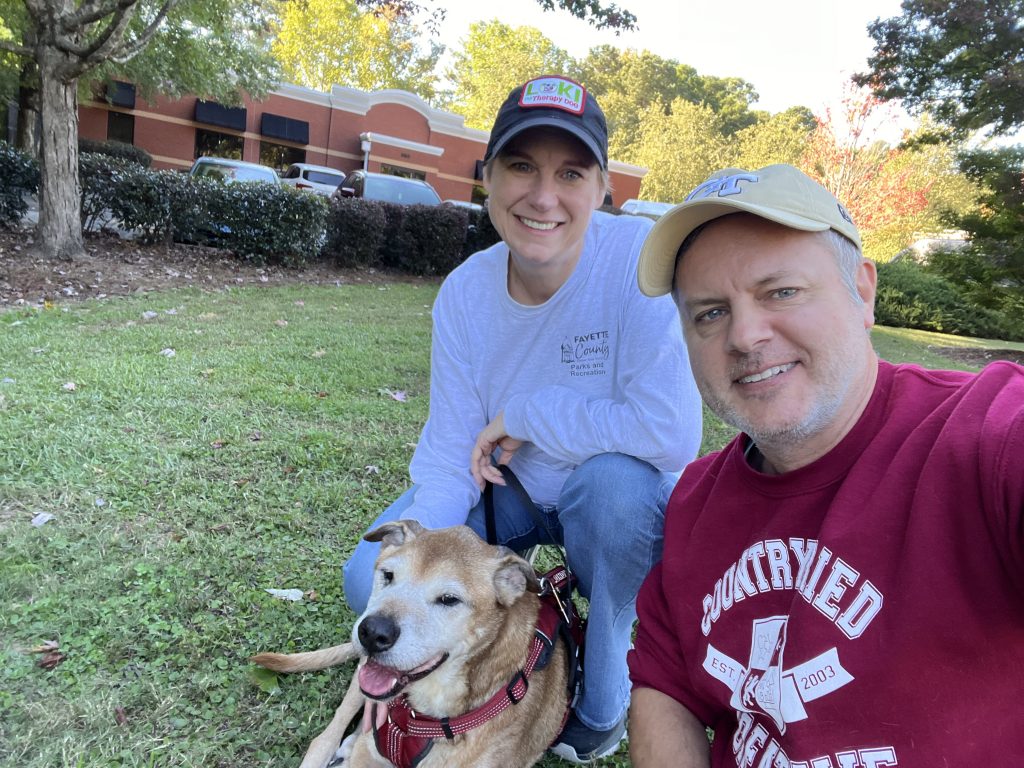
[{"x1": 358, "y1": 614, "x2": 400, "y2": 654}]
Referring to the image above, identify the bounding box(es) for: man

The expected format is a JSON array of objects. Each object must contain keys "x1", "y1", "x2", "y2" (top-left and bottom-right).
[
  {"x1": 628, "y1": 164, "x2": 1024, "y2": 766},
  {"x1": 343, "y1": 75, "x2": 703, "y2": 763}
]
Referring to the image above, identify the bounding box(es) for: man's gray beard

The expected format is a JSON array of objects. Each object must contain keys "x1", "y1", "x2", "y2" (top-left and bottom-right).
[{"x1": 699, "y1": 369, "x2": 855, "y2": 454}]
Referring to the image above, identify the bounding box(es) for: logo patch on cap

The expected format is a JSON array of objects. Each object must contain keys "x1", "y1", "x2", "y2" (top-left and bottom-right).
[{"x1": 519, "y1": 76, "x2": 586, "y2": 115}]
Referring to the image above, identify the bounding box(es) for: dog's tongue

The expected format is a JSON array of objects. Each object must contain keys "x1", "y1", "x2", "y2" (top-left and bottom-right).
[{"x1": 358, "y1": 659, "x2": 402, "y2": 698}]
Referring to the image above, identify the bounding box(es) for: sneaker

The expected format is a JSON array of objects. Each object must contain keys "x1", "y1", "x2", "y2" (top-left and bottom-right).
[{"x1": 549, "y1": 712, "x2": 627, "y2": 763}]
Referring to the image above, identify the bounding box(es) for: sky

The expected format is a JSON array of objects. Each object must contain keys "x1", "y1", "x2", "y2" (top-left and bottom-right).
[{"x1": 431, "y1": 0, "x2": 905, "y2": 117}]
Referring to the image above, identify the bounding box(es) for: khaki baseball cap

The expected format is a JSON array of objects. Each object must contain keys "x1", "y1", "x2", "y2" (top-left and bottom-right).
[{"x1": 637, "y1": 164, "x2": 862, "y2": 296}]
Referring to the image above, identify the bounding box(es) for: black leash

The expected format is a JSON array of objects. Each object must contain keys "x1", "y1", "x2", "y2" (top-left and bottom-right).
[{"x1": 483, "y1": 463, "x2": 569, "y2": 569}]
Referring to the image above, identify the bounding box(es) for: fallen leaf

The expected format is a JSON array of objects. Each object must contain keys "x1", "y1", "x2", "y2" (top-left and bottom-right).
[
  {"x1": 364, "y1": 465, "x2": 380, "y2": 475},
  {"x1": 210, "y1": 440, "x2": 226, "y2": 449},
  {"x1": 274, "y1": 319, "x2": 288, "y2": 327},
  {"x1": 114, "y1": 707, "x2": 128, "y2": 726},
  {"x1": 248, "y1": 666, "x2": 280, "y2": 694},
  {"x1": 29, "y1": 640, "x2": 60, "y2": 654},
  {"x1": 30, "y1": 512, "x2": 55, "y2": 527},
  {"x1": 311, "y1": 349, "x2": 326, "y2": 358},
  {"x1": 265, "y1": 588, "x2": 304, "y2": 601},
  {"x1": 305, "y1": 589, "x2": 319, "y2": 601},
  {"x1": 249, "y1": 431, "x2": 262, "y2": 442},
  {"x1": 38, "y1": 651, "x2": 66, "y2": 669}
]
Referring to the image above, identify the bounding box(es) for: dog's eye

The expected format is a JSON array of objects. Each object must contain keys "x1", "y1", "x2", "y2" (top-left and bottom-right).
[
  {"x1": 380, "y1": 569, "x2": 394, "y2": 586},
  {"x1": 436, "y1": 594, "x2": 461, "y2": 607}
]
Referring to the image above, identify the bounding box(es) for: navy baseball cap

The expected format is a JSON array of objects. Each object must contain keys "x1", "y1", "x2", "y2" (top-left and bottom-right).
[{"x1": 483, "y1": 75, "x2": 608, "y2": 170}]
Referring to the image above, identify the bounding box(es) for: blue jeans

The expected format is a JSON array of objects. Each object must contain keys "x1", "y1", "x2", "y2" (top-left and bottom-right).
[{"x1": 342, "y1": 453, "x2": 676, "y2": 732}]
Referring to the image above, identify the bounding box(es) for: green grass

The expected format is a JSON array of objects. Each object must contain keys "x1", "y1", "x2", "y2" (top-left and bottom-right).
[{"x1": 0, "y1": 285, "x2": 1004, "y2": 767}]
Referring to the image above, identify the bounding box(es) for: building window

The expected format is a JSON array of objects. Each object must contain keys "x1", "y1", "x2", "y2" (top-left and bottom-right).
[
  {"x1": 195, "y1": 129, "x2": 243, "y2": 160},
  {"x1": 380, "y1": 163, "x2": 425, "y2": 181},
  {"x1": 259, "y1": 141, "x2": 305, "y2": 172},
  {"x1": 107, "y1": 111, "x2": 134, "y2": 145}
]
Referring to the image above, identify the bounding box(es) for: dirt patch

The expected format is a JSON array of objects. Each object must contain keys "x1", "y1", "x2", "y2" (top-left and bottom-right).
[
  {"x1": 0, "y1": 229, "x2": 433, "y2": 307},
  {"x1": 928, "y1": 346, "x2": 1024, "y2": 368}
]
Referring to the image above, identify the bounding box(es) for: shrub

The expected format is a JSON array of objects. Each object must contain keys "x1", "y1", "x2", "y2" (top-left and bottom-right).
[
  {"x1": 462, "y1": 205, "x2": 501, "y2": 257},
  {"x1": 79, "y1": 138, "x2": 152, "y2": 167},
  {"x1": 325, "y1": 200, "x2": 472, "y2": 275},
  {"x1": 875, "y1": 259, "x2": 1019, "y2": 340},
  {"x1": 385, "y1": 204, "x2": 469, "y2": 276},
  {"x1": 108, "y1": 167, "x2": 210, "y2": 245},
  {"x1": 212, "y1": 183, "x2": 329, "y2": 267},
  {"x1": 79, "y1": 152, "x2": 139, "y2": 231},
  {"x1": 324, "y1": 198, "x2": 388, "y2": 267},
  {"x1": 0, "y1": 141, "x2": 40, "y2": 229}
]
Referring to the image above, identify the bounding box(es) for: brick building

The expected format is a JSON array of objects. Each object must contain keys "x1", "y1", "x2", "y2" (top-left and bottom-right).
[{"x1": 77, "y1": 82, "x2": 646, "y2": 206}]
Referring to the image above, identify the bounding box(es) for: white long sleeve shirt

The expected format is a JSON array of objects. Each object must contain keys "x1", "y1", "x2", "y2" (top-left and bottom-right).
[{"x1": 406, "y1": 211, "x2": 703, "y2": 529}]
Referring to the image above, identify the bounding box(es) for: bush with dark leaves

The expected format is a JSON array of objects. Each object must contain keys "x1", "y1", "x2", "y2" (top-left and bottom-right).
[
  {"x1": 875, "y1": 259, "x2": 1021, "y2": 340},
  {"x1": 79, "y1": 138, "x2": 152, "y2": 167},
  {"x1": 0, "y1": 141, "x2": 40, "y2": 229}
]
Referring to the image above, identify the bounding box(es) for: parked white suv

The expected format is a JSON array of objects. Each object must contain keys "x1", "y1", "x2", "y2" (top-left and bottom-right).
[
  {"x1": 188, "y1": 156, "x2": 280, "y2": 185},
  {"x1": 280, "y1": 163, "x2": 346, "y2": 196},
  {"x1": 620, "y1": 199, "x2": 674, "y2": 219}
]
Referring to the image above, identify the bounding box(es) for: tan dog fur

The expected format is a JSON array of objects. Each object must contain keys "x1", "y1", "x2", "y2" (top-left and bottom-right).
[{"x1": 252, "y1": 521, "x2": 569, "y2": 768}]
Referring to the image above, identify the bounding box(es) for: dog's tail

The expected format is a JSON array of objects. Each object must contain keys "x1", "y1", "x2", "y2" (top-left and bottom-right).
[{"x1": 250, "y1": 642, "x2": 359, "y2": 673}]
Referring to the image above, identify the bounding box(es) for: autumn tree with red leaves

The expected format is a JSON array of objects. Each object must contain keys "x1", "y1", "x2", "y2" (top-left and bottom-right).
[{"x1": 800, "y1": 86, "x2": 932, "y2": 260}]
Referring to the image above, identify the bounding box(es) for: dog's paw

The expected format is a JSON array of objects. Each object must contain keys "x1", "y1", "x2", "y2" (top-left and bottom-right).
[{"x1": 325, "y1": 733, "x2": 356, "y2": 767}]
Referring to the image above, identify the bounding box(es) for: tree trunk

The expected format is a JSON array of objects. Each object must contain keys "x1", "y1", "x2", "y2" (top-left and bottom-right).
[
  {"x1": 36, "y1": 46, "x2": 84, "y2": 261},
  {"x1": 15, "y1": 84, "x2": 41, "y2": 156},
  {"x1": 15, "y1": 28, "x2": 41, "y2": 155}
]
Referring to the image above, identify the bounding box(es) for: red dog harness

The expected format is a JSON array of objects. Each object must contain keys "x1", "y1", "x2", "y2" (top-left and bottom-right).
[{"x1": 371, "y1": 566, "x2": 583, "y2": 768}]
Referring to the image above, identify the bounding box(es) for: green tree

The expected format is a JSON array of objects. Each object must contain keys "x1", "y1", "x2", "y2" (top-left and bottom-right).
[
  {"x1": 445, "y1": 20, "x2": 570, "y2": 130},
  {"x1": 726, "y1": 106, "x2": 815, "y2": 170},
  {"x1": 630, "y1": 98, "x2": 728, "y2": 203},
  {"x1": 927, "y1": 146, "x2": 1024, "y2": 318},
  {"x1": 0, "y1": 0, "x2": 278, "y2": 260},
  {"x1": 271, "y1": 0, "x2": 440, "y2": 99},
  {"x1": 575, "y1": 46, "x2": 761, "y2": 157},
  {"x1": 855, "y1": 0, "x2": 1024, "y2": 137}
]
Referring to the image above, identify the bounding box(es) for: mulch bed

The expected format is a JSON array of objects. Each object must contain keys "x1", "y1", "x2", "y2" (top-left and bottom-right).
[{"x1": 0, "y1": 229, "x2": 430, "y2": 307}]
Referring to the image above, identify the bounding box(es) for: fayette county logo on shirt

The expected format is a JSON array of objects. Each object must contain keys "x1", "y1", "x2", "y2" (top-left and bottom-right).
[{"x1": 561, "y1": 330, "x2": 611, "y2": 378}]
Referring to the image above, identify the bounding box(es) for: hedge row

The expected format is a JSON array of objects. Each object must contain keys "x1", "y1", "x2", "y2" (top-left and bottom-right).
[
  {"x1": 322, "y1": 198, "x2": 495, "y2": 276},
  {"x1": 875, "y1": 259, "x2": 1024, "y2": 341}
]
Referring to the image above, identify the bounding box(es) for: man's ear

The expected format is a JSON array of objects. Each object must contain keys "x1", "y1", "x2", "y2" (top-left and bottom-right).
[{"x1": 857, "y1": 258, "x2": 878, "y2": 329}]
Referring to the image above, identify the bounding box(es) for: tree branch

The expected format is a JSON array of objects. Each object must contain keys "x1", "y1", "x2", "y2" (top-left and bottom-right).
[
  {"x1": 0, "y1": 39, "x2": 35, "y2": 58},
  {"x1": 62, "y1": 0, "x2": 134, "y2": 32},
  {"x1": 105, "y1": 0, "x2": 182, "y2": 64},
  {"x1": 60, "y1": 0, "x2": 182, "y2": 77},
  {"x1": 55, "y1": 4, "x2": 135, "y2": 59}
]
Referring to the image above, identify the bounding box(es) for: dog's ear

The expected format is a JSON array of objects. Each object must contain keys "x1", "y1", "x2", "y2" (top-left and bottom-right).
[
  {"x1": 493, "y1": 555, "x2": 541, "y2": 606},
  {"x1": 365, "y1": 519, "x2": 425, "y2": 548}
]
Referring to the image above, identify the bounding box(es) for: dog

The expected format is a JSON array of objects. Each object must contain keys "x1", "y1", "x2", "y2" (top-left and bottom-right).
[{"x1": 252, "y1": 520, "x2": 577, "y2": 768}]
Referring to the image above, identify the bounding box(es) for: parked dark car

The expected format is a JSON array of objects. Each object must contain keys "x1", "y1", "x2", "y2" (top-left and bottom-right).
[{"x1": 331, "y1": 170, "x2": 441, "y2": 206}]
